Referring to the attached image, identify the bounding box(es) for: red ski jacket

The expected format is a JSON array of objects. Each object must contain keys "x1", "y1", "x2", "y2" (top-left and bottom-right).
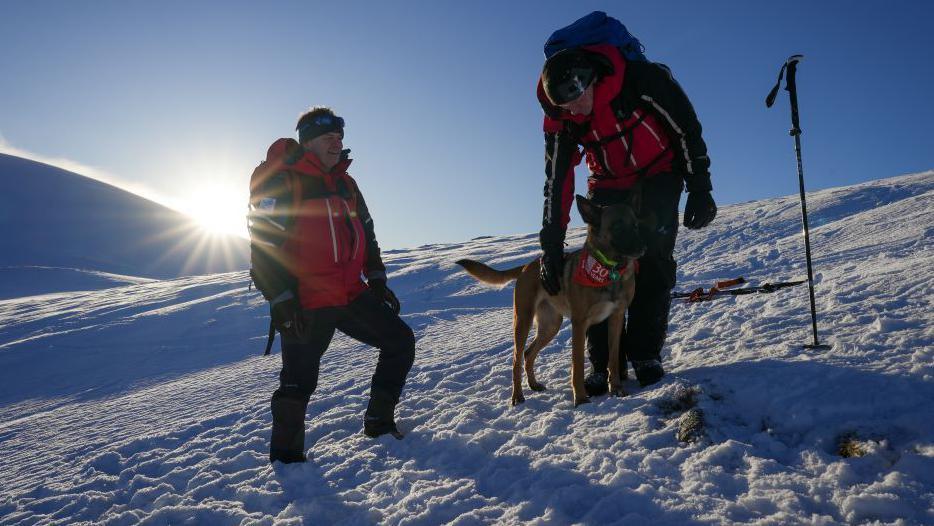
[
  {"x1": 537, "y1": 44, "x2": 711, "y2": 240},
  {"x1": 262, "y1": 140, "x2": 386, "y2": 309}
]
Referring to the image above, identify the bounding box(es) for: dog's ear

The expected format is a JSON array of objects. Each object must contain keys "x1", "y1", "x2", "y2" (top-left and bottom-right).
[{"x1": 576, "y1": 194, "x2": 600, "y2": 225}]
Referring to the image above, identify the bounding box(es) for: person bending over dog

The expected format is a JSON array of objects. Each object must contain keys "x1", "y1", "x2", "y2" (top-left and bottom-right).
[
  {"x1": 537, "y1": 41, "x2": 717, "y2": 393},
  {"x1": 249, "y1": 107, "x2": 415, "y2": 464}
]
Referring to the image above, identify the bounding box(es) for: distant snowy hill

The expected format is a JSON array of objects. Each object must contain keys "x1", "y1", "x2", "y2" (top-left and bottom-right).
[
  {"x1": 0, "y1": 171, "x2": 931, "y2": 525},
  {"x1": 0, "y1": 154, "x2": 248, "y2": 297}
]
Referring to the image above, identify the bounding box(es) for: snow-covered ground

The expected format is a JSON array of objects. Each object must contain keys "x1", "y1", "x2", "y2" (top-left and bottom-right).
[
  {"x1": 0, "y1": 267, "x2": 156, "y2": 300},
  {"x1": 1, "y1": 172, "x2": 932, "y2": 525}
]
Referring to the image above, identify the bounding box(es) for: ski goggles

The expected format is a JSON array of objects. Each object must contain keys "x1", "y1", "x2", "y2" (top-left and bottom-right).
[
  {"x1": 546, "y1": 67, "x2": 595, "y2": 106},
  {"x1": 298, "y1": 114, "x2": 345, "y2": 143}
]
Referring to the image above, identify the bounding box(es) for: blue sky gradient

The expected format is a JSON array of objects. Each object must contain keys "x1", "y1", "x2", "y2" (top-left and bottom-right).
[{"x1": 1, "y1": 1, "x2": 932, "y2": 248}]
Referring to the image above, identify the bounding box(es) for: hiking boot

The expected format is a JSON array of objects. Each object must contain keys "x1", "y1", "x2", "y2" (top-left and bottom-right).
[
  {"x1": 364, "y1": 389, "x2": 403, "y2": 439},
  {"x1": 583, "y1": 371, "x2": 609, "y2": 397},
  {"x1": 363, "y1": 416, "x2": 402, "y2": 439},
  {"x1": 269, "y1": 390, "x2": 308, "y2": 464},
  {"x1": 633, "y1": 359, "x2": 665, "y2": 387},
  {"x1": 269, "y1": 449, "x2": 307, "y2": 464}
]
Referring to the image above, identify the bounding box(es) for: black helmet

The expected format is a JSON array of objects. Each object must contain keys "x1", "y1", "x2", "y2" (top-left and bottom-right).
[{"x1": 542, "y1": 49, "x2": 596, "y2": 105}]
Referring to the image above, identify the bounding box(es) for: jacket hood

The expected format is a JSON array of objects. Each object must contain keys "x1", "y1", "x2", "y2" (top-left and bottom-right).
[{"x1": 294, "y1": 149, "x2": 353, "y2": 177}]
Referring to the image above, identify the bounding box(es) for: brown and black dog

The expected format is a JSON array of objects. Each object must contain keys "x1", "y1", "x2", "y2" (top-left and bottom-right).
[{"x1": 456, "y1": 190, "x2": 645, "y2": 407}]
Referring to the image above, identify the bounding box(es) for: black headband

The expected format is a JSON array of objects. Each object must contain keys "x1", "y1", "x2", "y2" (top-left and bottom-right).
[{"x1": 298, "y1": 114, "x2": 345, "y2": 143}]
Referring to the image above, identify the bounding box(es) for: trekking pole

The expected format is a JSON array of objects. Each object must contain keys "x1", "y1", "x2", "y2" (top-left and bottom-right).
[{"x1": 766, "y1": 54, "x2": 831, "y2": 350}]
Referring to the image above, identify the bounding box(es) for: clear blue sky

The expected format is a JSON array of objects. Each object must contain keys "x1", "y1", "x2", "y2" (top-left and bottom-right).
[{"x1": 2, "y1": 1, "x2": 932, "y2": 249}]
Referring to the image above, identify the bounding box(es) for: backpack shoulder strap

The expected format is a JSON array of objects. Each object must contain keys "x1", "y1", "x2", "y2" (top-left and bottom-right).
[
  {"x1": 288, "y1": 171, "x2": 303, "y2": 214},
  {"x1": 264, "y1": 319, "x2": 276, "y2": 356}
]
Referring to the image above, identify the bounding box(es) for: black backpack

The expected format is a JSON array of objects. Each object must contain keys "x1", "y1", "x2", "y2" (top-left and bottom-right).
[{"x1": 248, "y1": 138, "x2": 303, "y2": 354}]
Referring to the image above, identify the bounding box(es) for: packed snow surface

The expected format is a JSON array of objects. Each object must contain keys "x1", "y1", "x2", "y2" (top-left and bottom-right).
[{"x1": 1, "y1": 172, "x2": 932, "y2": 525}]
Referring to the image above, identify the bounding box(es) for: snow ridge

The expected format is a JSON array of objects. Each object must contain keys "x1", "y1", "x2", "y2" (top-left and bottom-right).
[{"x1": 0, "y1": 154, "x2": 249, "y2": 290}]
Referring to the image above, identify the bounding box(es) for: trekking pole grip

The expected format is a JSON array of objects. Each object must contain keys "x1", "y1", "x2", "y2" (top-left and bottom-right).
[
  {"x1": 765, "y1": 54, "x2": 804, "y2": 109},
  {"x1": 784, "y1": 55, "x2": 804, "y2": 135}
]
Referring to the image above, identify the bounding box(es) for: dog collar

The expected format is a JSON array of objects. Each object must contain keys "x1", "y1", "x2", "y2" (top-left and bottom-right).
[
  {"x1": 573, "y1": 248, "x2": 637, "y2": 288},
  {"x1": 591, "y1": 247, "x2": 619, "y2": 268}
]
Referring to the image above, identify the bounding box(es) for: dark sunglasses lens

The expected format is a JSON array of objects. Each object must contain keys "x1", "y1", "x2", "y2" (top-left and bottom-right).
[
  {"x1": 560, "y1": 83, "x2": 582, "y2": 104},
  {"x1": 556, "y1": 68, "x2": 593, "y2": 104}
]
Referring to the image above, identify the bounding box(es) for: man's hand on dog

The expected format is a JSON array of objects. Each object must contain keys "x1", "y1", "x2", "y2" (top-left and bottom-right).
[
  {"x1": 683, "y1": 191, "x2": 717, "y2": 229},
  {"x1": 540, "y1": 249, "x2": 564, "y2": 295}
]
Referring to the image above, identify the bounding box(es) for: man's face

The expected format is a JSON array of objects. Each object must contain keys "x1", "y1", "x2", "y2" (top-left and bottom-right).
[
  {"x1": 304, "y1": 131, "x2": 343, "y2": 171},
  {"x1": 558, "y1": 83, "x2": 594, "y2": 116}
]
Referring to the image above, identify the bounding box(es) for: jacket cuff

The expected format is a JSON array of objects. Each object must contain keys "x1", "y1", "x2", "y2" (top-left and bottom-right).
[
  {"x1": 539, "y1": 225, "x2": 566, "y2": 252},
  {"x1": 684, "y1": 173, "x2": 713, "y2": 193},
  {"x1": 366, "y1": 271, "x2": 387, "y2": 282}
]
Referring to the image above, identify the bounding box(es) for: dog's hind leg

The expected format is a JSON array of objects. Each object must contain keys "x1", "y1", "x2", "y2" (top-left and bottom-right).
[
  {"x1": 607, "y1": 310, "x2": 627, "y2": 397},
  {"x1": 525, "y1": 305, "x2": 562, "y2": 392}
]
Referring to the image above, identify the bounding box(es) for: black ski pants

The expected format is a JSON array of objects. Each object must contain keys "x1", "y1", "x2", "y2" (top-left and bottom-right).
[
  {"x1": 586, "y1": 172, "x2": 682, "y2": 373},
  {"x1": 273, "y1": 288, "x2": 416, "y2": 406}
]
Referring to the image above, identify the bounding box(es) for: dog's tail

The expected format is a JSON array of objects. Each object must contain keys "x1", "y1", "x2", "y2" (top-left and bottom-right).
[{"x1": 455, "y1": 259, "x2": 525, "y2": 286}]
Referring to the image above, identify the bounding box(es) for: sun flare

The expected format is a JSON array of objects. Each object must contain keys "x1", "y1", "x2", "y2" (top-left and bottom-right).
[{"x1": 179, "y1": 184, "x2": 249, "y2": 239}]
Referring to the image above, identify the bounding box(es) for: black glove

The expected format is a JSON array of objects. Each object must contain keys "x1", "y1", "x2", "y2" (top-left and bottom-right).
[
  {"x1": 539, "y1": 248, "x2": 564, "y2": 296},
  {"x1": 270, "y1": 295, "x2": 304, "y2": 337},
  {"x1": 369, "y1": 279, "x2": 401, "y2": 315},
  {"x1": 683, "y1": 191, "x2": 717, "y2": 229}
]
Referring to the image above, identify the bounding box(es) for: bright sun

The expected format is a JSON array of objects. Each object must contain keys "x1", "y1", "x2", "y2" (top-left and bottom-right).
[{"x1": 180, "y1": 184, "x2": 249, "y2": 239}]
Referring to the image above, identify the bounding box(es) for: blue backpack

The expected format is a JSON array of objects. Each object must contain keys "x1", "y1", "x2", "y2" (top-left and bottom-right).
[{"x1": 544, "y1": 11, "x2": 647, "y2": 62}]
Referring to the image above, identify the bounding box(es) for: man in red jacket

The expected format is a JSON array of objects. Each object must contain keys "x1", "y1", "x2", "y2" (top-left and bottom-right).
[
  {"x1": 261, "y1": 107, "x2": 415, "y2": 464},
  {"x1": 537, "y1": 45, "x2": 717, "y2": 392}
]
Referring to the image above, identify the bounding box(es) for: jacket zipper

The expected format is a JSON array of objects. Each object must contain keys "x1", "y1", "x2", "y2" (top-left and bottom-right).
[
  {"x1": 324, "y1": 198, "x2": 339, "y2": 263},
  {"x1": 342, "y1": 200, "x2": 360, "y2": 261}
]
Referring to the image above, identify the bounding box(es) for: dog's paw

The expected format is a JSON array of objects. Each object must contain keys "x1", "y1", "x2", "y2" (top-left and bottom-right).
[
  {"x1": 610, "y1": 386, "x2": 627, "y2": 397},
  {"x1": 528, "y1": 381, "x2": 547, "y2": 392},
  {"x1": 511, "y1": 393, "x2": 526, "y2": 406},
  {"x1": 574, "y1": 396, "x2": 591, "y2": 407}
]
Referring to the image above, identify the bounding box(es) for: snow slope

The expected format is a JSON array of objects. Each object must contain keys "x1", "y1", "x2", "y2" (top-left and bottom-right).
[
  {"x1": 0, "y1": 267, "x2": 156, "y2": 300},
  {"x1": 0, "y1": 154, "x2": 248, "y2": 297},
  {"x1": 0, "y1": 172, "x2": 932, "y2": 525}
]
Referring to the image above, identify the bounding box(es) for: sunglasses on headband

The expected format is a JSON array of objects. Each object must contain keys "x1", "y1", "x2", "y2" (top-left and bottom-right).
[
  {"x1": 298, "y1": 114, "x2": 345, "y2": 134},
  {"x1": 312, "y1": 115, "x2": 344, "y2": 128}
]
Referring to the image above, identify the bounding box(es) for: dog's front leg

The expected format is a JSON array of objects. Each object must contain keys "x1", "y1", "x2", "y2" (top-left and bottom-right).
[
  {"x1": 570, "y1": 319, "x2": 590, "y2": 407},
  {"x1": 607, "y1": 309, "x2": 627, "y2": 397},
  {"x1": 511, "y1": 354, "x2": 525, "y2": 406},
  {"x1": 511, "y1": 312, "x2": 532, "y2": 406}
]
